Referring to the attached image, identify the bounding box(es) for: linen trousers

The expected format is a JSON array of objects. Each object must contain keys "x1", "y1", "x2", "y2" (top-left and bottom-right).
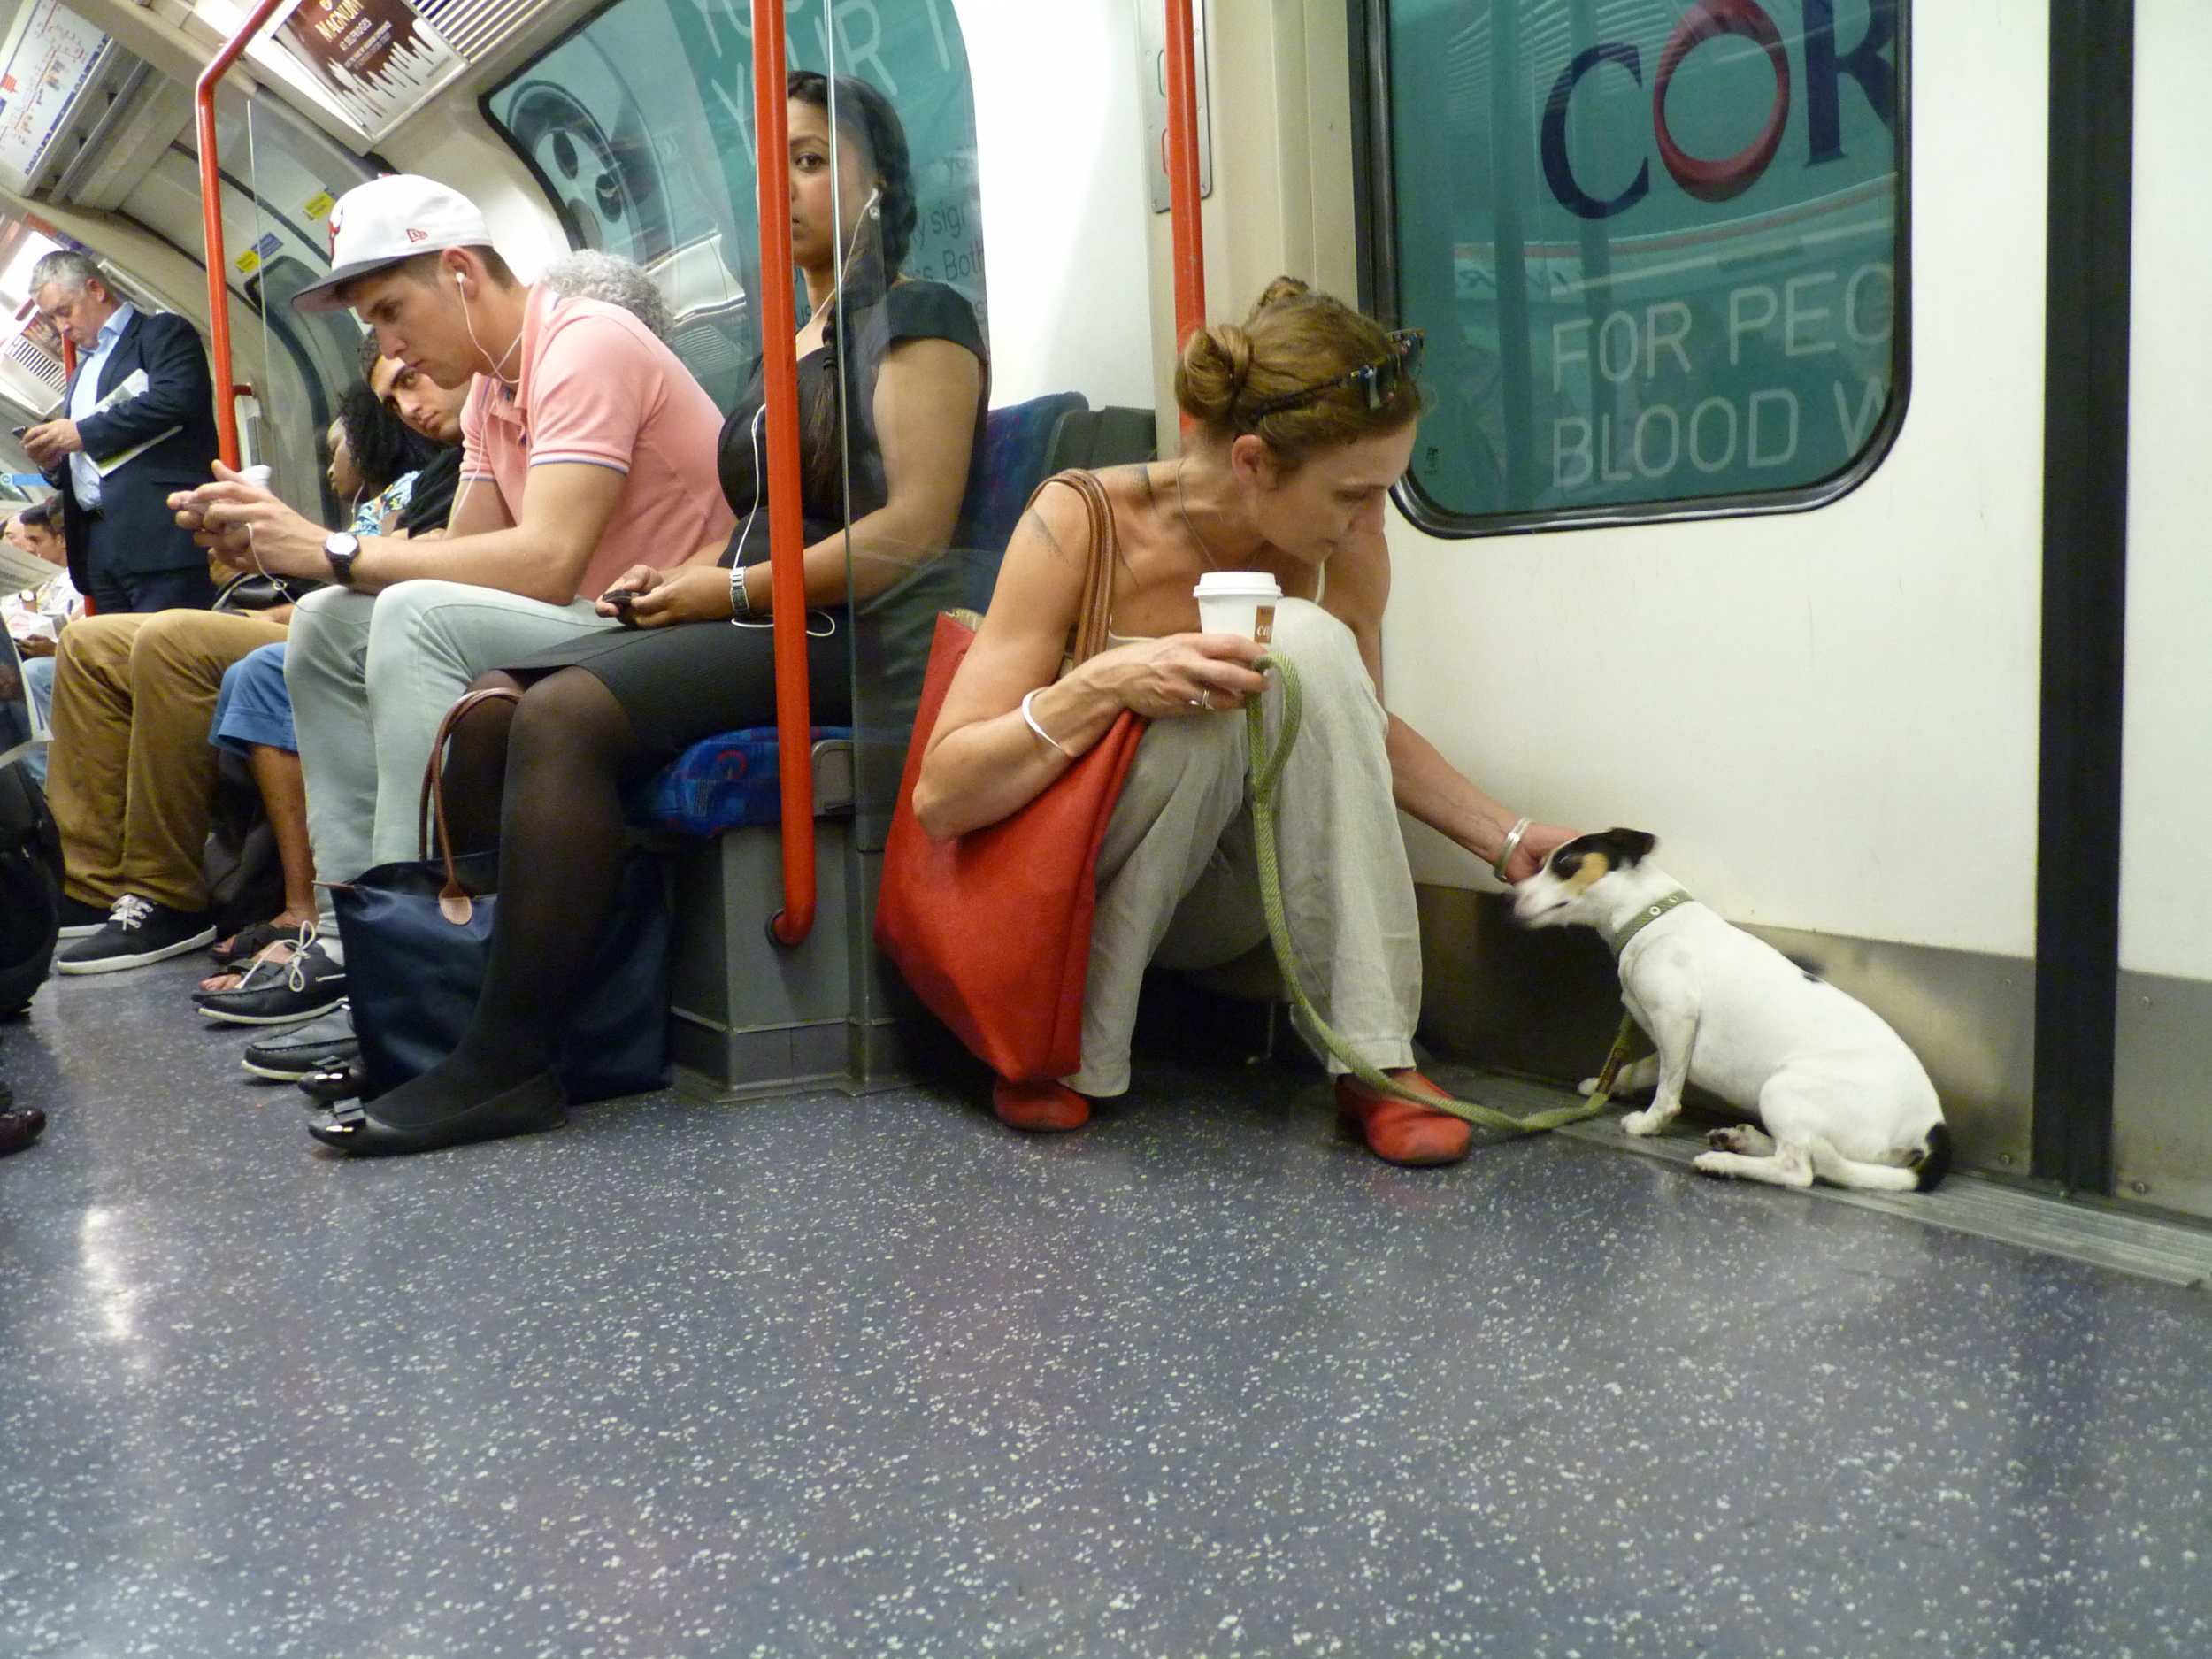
[
  {"x1": 46, "y1": 609, "x2": 289, "y2": 912},
  {"x1": 1068, "y1": 597, "x2": 1420, "y2": 1097},
  {"x1": 286, "y1": 580, "x2": 613, "y2": 902}
]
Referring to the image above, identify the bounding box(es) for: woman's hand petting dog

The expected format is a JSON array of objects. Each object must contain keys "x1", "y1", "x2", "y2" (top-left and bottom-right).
[{"x1": 1498, "y1": 821, "x2": 1578, "y2": 883}]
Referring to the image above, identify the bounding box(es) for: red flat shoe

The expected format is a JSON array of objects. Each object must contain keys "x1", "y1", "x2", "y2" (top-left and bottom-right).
[
  {"x1": 993, "y1": 1079, "x2": 1091, "y2": 1133},
  {"x1": 1335, "y1": 1072, "x2": 1471, "y2": 1167}
]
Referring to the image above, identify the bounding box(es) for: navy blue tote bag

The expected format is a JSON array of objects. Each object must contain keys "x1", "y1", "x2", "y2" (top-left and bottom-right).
[{"x1": 333, "y1": 688, "x2": 672, "y2": 1103}]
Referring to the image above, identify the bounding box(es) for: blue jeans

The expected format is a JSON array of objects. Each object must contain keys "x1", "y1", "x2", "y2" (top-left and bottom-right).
[{"x1": 20, "y1": 655, "x2": 53, "y2": 787}]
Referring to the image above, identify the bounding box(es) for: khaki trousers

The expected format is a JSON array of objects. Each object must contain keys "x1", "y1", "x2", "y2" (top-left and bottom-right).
[
  {"x1": 48, "y1": 610, "x2": 289, "y2": 913},
  {"x1": 1069, "y1": 598, "x2": 1421, "y2": 1097}
]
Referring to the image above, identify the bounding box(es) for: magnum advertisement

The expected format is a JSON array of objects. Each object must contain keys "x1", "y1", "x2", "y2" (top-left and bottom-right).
[{"x1": 276, "y1": 0, "x2": 462, "y2": 136}]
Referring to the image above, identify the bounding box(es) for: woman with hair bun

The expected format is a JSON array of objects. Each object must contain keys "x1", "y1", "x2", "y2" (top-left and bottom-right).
[{"x1": 913, "y1": 279, "x2": 1573, "y2": 1166}]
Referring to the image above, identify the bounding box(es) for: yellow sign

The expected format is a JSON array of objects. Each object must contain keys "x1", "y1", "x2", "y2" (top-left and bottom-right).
[
  {"x1": 304, "y1": 190, "x2": 334, "y2": 219},
  {"x1": 234, "y1": 249, "x2": 261, "y2": 275}
]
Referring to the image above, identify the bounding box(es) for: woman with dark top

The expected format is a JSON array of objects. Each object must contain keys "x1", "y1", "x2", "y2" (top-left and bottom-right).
[{"x1": 308, "y1": 72, "x2": 987, "y2": 1156}]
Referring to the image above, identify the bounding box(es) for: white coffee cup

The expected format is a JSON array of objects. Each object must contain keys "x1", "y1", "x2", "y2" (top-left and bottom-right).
[{"x1": 1195, "y1": 570, "x2": 1284, "y2": 643}]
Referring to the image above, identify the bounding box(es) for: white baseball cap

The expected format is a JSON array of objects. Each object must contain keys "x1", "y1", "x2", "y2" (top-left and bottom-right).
[{"x1": 292, "y1": 174, "x2": 494, "y2": 314}]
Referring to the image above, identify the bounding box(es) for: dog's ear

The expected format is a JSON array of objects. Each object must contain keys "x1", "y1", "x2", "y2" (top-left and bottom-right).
[{"x1": 1600, "y1": 828, "x2": 1657, "y2": 864}]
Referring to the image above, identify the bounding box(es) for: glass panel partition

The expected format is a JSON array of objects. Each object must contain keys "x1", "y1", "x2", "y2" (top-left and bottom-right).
[
  {"x1": 485, "y1": 0, "x2": 990, "y2": 849},
  {"x1": 239, "y1": 90, "x2": 375, "y2": 524}
]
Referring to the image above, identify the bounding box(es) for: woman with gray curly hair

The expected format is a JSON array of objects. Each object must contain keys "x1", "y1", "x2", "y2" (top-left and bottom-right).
[{"x1": 541, "y1": 250, "x2": 672, "y2": 342}]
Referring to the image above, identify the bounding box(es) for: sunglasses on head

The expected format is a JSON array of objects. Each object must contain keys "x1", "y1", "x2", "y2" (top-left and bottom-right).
[{"x1": 1245, "y1": 328, "x2": 1425, "y2": 419}]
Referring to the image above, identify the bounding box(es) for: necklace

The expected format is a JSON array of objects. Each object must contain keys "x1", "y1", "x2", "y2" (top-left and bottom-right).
[{"x1": 1174, "y1": 459, "x2": 1223, "y2": 572}]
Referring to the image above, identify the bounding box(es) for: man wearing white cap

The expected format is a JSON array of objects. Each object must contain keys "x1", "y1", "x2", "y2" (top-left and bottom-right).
[{"x1": 173, "y1": 174, "x2": 733, "y2": 899}]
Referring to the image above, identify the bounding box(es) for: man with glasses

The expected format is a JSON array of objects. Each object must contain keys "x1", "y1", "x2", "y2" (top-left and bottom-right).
[{"x1": 19, "y1": 252, "x2": 221, "y2": 613}]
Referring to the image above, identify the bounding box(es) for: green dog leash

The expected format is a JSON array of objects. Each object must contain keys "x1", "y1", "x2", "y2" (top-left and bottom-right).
[{"x1": 1244, "y1": 651, "x2": 1635, "y2": 1137}]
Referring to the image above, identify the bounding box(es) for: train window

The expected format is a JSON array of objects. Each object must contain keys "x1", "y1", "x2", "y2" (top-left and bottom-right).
[
  {"x1": 483, "y1": 0, "x2": 986, "y2": 412},
  {"x1": 1365, "y1": 0, "x2": 1905, "y2": 533}
]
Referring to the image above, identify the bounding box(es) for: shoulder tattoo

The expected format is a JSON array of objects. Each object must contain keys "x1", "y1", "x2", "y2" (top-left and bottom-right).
[{"x1": 1019, "y1": 503, "x2": 1071, "y2": 563}]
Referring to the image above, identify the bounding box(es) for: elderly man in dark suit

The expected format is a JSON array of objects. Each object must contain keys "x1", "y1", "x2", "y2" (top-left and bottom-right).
[{"x1": 19, "y1": 250, "x2": 220, "y2": 613}]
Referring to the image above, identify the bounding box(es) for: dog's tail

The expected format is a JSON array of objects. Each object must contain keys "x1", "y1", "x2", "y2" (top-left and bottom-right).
[{"x1": 1912, "y1": 1121, "x2": 1955, "y2": 1193}]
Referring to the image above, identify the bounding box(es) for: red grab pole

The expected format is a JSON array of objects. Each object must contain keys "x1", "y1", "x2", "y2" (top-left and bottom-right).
[
  {"x1": 1163, "y1": 0, "x2": 1208, "y2": 349},
  {"x1": 753, "y1": 0, "x2": 817, "y2": 946},
  {"x1": 194, "y1": 0, "x2": 290, "y2": 471}
]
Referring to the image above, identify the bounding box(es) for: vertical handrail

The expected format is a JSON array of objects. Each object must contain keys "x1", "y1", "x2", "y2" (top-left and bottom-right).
[
  {"x1": 754, "y1": 0, "x2": 816, "y2": 946},
  {"x1": 1163, "y1": 0, "x2": 1208, "y2": 349},
  {"x1": 193, "y1": 0, "x2": 290, "y2": 471}
]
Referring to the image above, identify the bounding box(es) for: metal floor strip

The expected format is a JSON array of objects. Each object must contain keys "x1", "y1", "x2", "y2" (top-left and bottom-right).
[{"x1": 1430, "y1": 1065, "x2": 2212, "y2": 1289}]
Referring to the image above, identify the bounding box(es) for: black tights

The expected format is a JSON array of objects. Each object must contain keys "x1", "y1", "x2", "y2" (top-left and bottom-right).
[{"x1": 370, "y1": 665, "x2": 650, "y2": 1126}]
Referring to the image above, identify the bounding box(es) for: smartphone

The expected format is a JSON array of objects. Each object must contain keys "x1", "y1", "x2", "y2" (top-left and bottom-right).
[
  {"x1": 601, "y1": 588, "x2": 638, "y2": 626},
  {"x1": 10, "y1": 426, "x2": 27, "y2": 440}
]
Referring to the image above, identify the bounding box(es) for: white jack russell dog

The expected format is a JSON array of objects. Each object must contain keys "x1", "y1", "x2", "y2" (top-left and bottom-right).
[{"x1": 1512, "y1": 829, "x2": 1951, "y2": 1193}]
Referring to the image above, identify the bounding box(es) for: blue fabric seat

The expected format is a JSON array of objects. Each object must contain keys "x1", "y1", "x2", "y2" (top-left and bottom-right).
[
  {"x1": 953, "y1": 389, "x2": 1087, "y2": 556},
  {"x1": 631, "y1": 726, "x2": 855, "y2": 836}
]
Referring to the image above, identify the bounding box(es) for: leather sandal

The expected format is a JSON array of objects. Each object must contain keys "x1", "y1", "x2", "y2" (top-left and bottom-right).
[
  {"x1": 1334, "y1": 1071, "x2": 1471, "y2": 1167},
  {"x1": 210, "y1": 919, "x2": 298, "y2": 969},
  {"x1": 992, "y1": 1079, "x2": 1091, "y2": 1133},
  {"x1": 307, "y1": 1071, "x2": 566, "y2": 1157}
]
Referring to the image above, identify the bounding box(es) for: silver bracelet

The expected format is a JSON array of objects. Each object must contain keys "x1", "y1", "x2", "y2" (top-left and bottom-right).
[
  {"x1": 1492, "y1": 816, "x2": 1532, "y2": 883},
  {"x1": 1020, "y1": 687, "x2": 1072, "y2": 758},
  {"x1": 728, "y1": 565, "x2": 756, "y2": 623}
]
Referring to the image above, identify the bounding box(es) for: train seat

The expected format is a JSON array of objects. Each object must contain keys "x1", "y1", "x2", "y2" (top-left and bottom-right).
[
  {"x1": 633, "y1": 727, "x2": 856, "y2": 836},
  {"x1": 660, "y1": 393, "x2": 1156, "y2": 1102},
  {"x1": 955, "y1": 389, "x2": 1088, "y2": 554}
]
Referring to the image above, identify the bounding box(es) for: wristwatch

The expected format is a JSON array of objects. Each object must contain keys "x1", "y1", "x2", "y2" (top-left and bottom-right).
[{"x1": 323, "y1": 531, "x2": 361, "y2": 586}]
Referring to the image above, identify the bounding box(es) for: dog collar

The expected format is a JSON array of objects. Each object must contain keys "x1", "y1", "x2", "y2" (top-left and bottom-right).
[{"x1": 1608, "y1": 888, "x2": 1693, "y2": 956}]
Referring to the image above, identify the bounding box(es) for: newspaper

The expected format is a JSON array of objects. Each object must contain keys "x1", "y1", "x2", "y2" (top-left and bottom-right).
[
  {"x1": 87, "y1": 368, "x2": 180, "y2": 476},
  {"x1": 0, "y1": 541, "x2": 58, "y2": 593}
]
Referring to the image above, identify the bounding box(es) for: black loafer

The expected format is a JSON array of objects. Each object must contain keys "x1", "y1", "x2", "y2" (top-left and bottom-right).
[
  {"x1": 307, "y1": 1071, "x2": 566, "y2": 1157},
  {"x1": 241, "y1": 1002, "x2": 356, "y2": 1080}
]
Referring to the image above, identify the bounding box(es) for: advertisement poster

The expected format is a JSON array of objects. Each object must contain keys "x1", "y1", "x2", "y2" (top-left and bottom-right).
[
  {"x1": 275, "y1": 0, "x2": 462, "y2": 136},
  {"x1": 1389, "y1": 0, "x2": 1901, "y2": 519},
  {"x1": 0, "y1": 3, "x2": 109, "y2": 181}
]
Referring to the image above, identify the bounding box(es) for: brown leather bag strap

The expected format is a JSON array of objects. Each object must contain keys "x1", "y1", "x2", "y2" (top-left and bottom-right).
[
  {"x1": 418, "y1": 686, "x2": 522, "y2": 918},
  {"x1": 1028, "y1": 469, "x2": 1121, "y2": 666}
]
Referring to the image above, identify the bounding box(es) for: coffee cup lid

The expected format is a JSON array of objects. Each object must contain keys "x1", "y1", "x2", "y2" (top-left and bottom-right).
[{"x1": 1194, "y1": 570, "x2": 1283, "y2": 596}]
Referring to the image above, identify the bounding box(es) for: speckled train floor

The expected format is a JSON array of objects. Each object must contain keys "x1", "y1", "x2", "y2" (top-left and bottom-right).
[{"x1": 3, "y1": 957, "x2": 2210, "y2": 1657}]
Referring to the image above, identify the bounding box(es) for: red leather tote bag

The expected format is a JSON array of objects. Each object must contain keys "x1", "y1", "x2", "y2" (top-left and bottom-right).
[{"x1": 875, "y1": 472, "x2": 1145, "y2": 1083}]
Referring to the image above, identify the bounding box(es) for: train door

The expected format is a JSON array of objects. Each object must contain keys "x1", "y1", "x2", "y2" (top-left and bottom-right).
[{"x1": 2115, "y1": 0, "x2": 2212, "y2": 1221}]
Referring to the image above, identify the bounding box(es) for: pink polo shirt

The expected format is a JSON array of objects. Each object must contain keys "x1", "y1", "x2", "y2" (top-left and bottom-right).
[{"x1": 458, "y1": 283, "x2": 735, "y2": 599}]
